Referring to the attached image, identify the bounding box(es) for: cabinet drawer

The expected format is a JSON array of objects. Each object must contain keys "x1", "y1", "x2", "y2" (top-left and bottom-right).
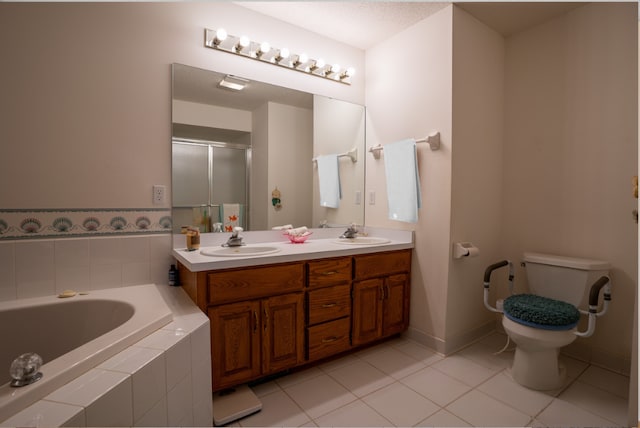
[
  {"x1": 307, "y1": 317, "x2": 351, "y2": 362},
  {"x1": 308, "y1": 284, "x2": 351, "y2": 325},
  {"x1": 354, "y1": 250, "x2": 411, "y2": 280},
  {"x1": 307, "y1": 257, "x2": 352, "y2": 288},
  {"x1": 208, "y1": 262, "x2": 304, "y2": 305}
]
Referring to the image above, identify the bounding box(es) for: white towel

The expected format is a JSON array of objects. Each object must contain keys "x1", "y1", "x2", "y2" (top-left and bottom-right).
[
  {"x1": 317, "y1": 154, "x2": 341, "y2": 208},
  {"x1": 221, "y1": 203, "x2": 240, "y2": 232},
  {"x1": 271, "y1": 224, "x2": 293, "y2": 230},
  {"x1": 383, "y1": 139, "x2": 422, "y2": 223}
]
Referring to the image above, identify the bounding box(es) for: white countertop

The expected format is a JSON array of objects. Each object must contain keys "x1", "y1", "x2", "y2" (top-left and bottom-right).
[{"x1": 172, "y1": 227, "x2": 414, "y2": 272}]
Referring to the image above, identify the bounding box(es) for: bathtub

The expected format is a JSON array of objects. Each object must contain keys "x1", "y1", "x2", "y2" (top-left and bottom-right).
[{"x1": 0, "y1": 284, "x2": 172, "y2": 422}]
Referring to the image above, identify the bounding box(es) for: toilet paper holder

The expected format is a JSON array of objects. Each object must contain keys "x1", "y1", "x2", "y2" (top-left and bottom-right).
[{"x1": 453, "y1": 242, "x2": 479, "y2": 259}]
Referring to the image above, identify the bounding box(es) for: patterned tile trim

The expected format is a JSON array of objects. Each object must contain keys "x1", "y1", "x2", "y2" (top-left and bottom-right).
[{"x1": 0, "y1": 208, "x2": 172, "y2": 240}]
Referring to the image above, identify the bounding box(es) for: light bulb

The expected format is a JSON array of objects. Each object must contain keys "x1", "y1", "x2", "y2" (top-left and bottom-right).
[
  {"x1": 259, "y1": 41, "x2": 271, "y2": 54},
  {"x1": 214, "y1": 28, "x2": 228, "y2": 45},
  {"x1": 345, "y1": 67, "x2": 355, "y2": 77},
  {"x1": 331, "y1": 64, "x2": 341, "y2": 74},
  {"x1": 294, "y1": 53, "x2": 308, "y2": 68},
  {"x1": 235, "y1": 35, "x2": 250, "y2": 53},
  {"x1": 314, "y1": 58, "x2": 325, "y2": 71},
  {"x1": 275, "y1": 48, "x2": 290, "y2": 64}
]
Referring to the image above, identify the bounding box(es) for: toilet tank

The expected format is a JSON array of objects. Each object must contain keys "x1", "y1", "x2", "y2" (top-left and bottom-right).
[{"x1": 523, "y1": 252, "x2": 610, "y2": 306}]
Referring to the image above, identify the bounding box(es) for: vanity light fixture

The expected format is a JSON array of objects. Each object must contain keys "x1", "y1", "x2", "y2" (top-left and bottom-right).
[
  {"x1": 218, "y1": 75, "x2": 249, "y2": 91},
  {"x1": 204, "y1": 28, "x2": 354, "y2": 85}
]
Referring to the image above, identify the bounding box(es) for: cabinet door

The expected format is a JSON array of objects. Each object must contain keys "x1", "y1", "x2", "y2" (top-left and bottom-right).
[
  {"x1": 352, "y1": 278, "x2": 383, "y2": 346},
  {"x1": 262, "y1": 293, "x2": 305, "y2": 375},
  {"x1": 209, "y1": 301, "x2": 261, "y2": 391},
  {"x1": 382, "y1": 273, "x2": 410, "y2": 337}
]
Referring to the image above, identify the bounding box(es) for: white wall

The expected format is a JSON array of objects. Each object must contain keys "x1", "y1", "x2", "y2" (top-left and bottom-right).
[
  {"x1": 0, "y1": 2, "x2": 364, "y2": 210},
  {"x1": 501, "y1": 3, "x2": 637, "y2": 371},
  {"x1": 447, "y1": 7, "x2": 506, "y2": 350},
  {"x1": 173, "y1": 100, "x2": 252, "y2": 132},
  {"x1": 266, "y1": 102, "x2": 313, "y2": 229},
  {"x1": 312, "y1": 96, "x2": 366, "y2": 227},
  {"x1": 365, "y1": 6, "x2": 454, "y2": 349},
  {"x1": 251, "y1": 104, "x2": 269, "y2": 231}
]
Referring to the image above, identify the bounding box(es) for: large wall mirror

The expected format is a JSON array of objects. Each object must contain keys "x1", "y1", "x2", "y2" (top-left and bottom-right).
[{"x1": 171, "y1": 63, "x2": 365, "y2": 233}]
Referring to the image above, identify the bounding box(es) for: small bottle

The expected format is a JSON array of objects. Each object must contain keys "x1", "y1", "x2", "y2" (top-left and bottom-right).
[{"x1": 168, "y1": 264, "x2": 179, "y2": 286}]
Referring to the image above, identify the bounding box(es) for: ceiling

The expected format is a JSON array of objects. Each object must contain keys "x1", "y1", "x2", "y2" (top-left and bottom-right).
[
  {"x1": 174, "y1": 2, "x2": 587, "y2": 111},
  {"x1": 236, "y1": 2, "x2": 585, "y2": 49}
]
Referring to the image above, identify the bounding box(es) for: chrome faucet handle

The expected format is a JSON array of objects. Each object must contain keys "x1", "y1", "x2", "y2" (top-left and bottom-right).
[
  {"x1": 223, "y1": 227, "x2": 245, "y2": 247},
  {"x1": 340, "y1": 223, "x2": 359, "y2": 239},
  {"x1": 10, "y1": 352, "x2": 43, "y2": 387}
]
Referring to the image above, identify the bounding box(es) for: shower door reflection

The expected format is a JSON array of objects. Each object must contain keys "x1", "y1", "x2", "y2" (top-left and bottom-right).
[{"x1": 172, "y1": 139, "x2": 250, "y2": 232}]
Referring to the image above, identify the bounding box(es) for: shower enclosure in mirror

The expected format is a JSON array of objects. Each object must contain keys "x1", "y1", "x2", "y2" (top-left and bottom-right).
[
  {"x1": 172, "y1": 140, "x2": 249, "y2": 232},
  {"x1": 171, "y1": 63, "x2": 365, "y2": 233}
]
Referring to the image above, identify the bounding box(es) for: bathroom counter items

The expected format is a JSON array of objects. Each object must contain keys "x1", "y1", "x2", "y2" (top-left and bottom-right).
[{"x1": 172, "y1": 227, "x2": 414, "y2": 272}]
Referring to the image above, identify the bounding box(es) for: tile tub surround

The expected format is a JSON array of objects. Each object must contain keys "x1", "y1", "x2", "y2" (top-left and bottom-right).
[
  {"x1": 0, "y1": 285, "x2": 212, "y2": 427},
  {"x1": 0, "y1": 234, "x2": 174, "y2": 301},
  {"x1": 173, "y1": 226, "x2": 415, "y2": 271}
]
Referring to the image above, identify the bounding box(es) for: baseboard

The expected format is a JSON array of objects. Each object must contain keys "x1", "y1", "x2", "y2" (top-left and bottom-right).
[{"x1": 404, "y1": 320, "x2": 496, "y2": 356}]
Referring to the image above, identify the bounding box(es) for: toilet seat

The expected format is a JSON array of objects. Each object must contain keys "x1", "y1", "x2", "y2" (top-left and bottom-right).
[{"x1": 503, "y1": 294, "x2": 580, "y2": 331}]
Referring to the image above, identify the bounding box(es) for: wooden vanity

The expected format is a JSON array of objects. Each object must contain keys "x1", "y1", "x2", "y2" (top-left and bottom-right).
[{"x1": 176, "y1": 236, "x2": 412, "y2": 392}]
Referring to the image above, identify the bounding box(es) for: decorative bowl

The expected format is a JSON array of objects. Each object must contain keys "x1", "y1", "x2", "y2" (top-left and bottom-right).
[{"x1": 284, "y1": 231, "x2": 312, "y2": 243}]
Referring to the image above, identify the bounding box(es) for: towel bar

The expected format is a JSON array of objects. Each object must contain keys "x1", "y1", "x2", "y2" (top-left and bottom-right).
[
  {"x1": 312, "y1": 146, "x2": 358, "y2": 163},
  {"x1": 369, "y1": 132, "x2": 440, "y2": 159}
]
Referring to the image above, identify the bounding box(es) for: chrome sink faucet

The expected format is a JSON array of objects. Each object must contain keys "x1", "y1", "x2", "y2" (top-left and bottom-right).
[
  {"x1": 340, "y1": 223, "x2": 359, "y2": 239},
  {"x1": 222, "y1": 227, "x2": 245, "y2": 247}
]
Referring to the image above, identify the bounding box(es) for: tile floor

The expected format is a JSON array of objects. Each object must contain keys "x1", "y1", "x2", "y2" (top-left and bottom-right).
[{"x1": 226, "y1": 333, "x2": 630, "y2": 427}]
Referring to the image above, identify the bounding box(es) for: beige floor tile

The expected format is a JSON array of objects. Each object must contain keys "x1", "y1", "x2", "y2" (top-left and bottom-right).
[
  {"x1": 284, "y1": 374, "x2": 357, "y2": 419},
  {"x1": 362, "y1": 382, "x2": 439, "y2": 427}
]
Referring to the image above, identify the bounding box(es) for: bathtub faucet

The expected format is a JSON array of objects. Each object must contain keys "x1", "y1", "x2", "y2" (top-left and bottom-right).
[{"x1": 10, "y1": 352, "x2": 43, "y2": 387}]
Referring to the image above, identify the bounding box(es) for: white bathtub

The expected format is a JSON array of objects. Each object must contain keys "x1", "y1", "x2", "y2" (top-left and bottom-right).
[{"x1": 0, "y1": 284, "x2": 172, "y2": 422}]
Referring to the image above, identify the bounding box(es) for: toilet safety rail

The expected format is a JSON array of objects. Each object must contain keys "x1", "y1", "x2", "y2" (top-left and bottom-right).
[
  {"x1": 482, "y1": 259, "x2": 612, "y2": 338},
  {"x1": 483, "y1": 260, "x2": 514, "y2": 313},
  {"x1": 575, "y1": 275, "x2": 612, "y2": 338}
]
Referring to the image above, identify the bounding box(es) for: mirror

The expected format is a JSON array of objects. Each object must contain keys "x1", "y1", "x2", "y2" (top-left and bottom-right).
[{"x1": 171, "y1": 63, "x2": 365, "y2": 232}]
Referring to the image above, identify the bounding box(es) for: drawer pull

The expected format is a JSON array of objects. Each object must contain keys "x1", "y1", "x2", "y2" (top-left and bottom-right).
[
  {"x1": 263, "y1": 308, "x2": 269, "y2": 331},
  {"x1": 322, "y1": 271, "x2": 339, "y2": 276},
  {"x1": 253, "y1": 311, "x2": 258, "y2": 333},
  {"x1": 322, "y1": 336, "x2": 339, "y2": 343},
  {"x1": 321, "y1": 302, "x2": 338, "y2": 308}
]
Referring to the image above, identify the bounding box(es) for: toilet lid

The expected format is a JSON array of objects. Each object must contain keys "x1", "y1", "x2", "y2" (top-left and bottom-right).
[{"x1": 503, "y1": 294, "x2": 580, "y2": 330}]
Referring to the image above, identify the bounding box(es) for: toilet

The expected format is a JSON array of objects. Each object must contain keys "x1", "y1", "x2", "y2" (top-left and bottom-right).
[{"x1": 486, "y1": 252, "x2": 611, "y2": 391}]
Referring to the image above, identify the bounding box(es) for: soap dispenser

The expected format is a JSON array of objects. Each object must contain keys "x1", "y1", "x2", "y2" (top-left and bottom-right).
[{"x1": 168, "y1": 264, "x2": 179, "y2": 286}]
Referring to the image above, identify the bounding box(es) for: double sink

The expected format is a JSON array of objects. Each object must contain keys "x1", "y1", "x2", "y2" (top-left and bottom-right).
[{"x1": 200, "y1": 236, "x2": 391, "y2": 257}]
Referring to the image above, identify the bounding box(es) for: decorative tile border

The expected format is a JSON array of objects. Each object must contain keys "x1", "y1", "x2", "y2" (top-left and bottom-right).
[{"x1": 0, "y1": 208, "x2": 172, "y2": 240}]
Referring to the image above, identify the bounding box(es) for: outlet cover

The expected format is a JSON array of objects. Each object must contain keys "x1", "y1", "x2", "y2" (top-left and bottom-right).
[{"x1": 153, "y1": 185, "x2": 166, "y2": 205}]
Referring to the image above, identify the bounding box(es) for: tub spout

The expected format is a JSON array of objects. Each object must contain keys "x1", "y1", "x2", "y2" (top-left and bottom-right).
[{"x1": 10, "y1": 353, "x2": 43, "y2": 387}]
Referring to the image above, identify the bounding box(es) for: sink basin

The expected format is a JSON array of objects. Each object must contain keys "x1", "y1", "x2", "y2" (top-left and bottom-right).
[
  {"x1": 200, "y1": 246, "x2": 281, "y2": 257},
  {"x1": 332, "y1": 237, "x2": 390, "y2": 245}
]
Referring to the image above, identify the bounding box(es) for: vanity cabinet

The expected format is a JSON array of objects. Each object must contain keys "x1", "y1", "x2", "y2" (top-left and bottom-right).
[
  {"x1": 352, "y1": 250, "x2": 411, "y2": 346},
  {"x1": 306, "y1": 258, "x2": 352, "y2": 362},
  {"x1": 195, "y1": 262, "x2": 305, "y2": 391},
  {"x1": 209, "y1": 293, "x2": 304, "y2": 390},
  {"x1": 177, "y1": 247, "x2": 411, "y2": 392}
]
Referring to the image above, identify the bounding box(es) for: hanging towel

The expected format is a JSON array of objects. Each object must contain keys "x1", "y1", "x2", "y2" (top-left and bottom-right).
[
  {"x1": 383, "y1": 139, "x2": 422, "y2": 223},
  {"x1": 221, "y1": 203, "x2": 240, "y2": 232},
  {"x1": 316, "y1": 154, "x2": 341, "y2": 208}
]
